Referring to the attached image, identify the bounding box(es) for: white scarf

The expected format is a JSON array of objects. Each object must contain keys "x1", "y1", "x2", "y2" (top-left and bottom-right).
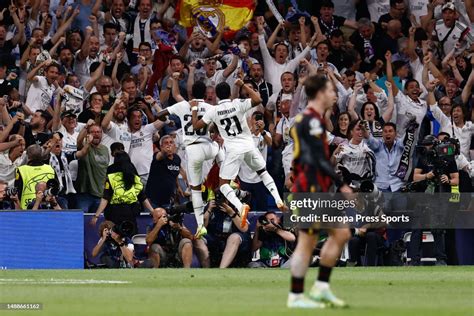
[
  {"x1": 50, "y1": 152, "x2": 76, "y2": 195},
  {"x1": 133, "y1": 16, "x2": 152, "y2": 52}
]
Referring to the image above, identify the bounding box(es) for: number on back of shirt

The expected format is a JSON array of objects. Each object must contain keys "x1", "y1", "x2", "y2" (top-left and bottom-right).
[
  {"x1": 220, "y1": 116, "x2": 243, "y2": 137},
  {"x1": 183, "y1": 114, "x2": 207, "y2": 136}
]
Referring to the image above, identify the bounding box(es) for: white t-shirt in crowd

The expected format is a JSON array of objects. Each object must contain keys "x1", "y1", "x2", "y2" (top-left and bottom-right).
[
  {"x1": 129, "y1": 123, "x2": 159, "y2": 176},
  {"x1": 394, "y1": 91, "x2": 427, "y2": 138},
  {"x1": 202, "y1": 98, "x2": 254, "y2": 151},
  {"x1": 0, "y1": 151, "x2": 27, "y2": 186},
  {"x1": 409, "y1": 57, "x2": 435, "y2": 96},
  {"x1": 103, "y1": 120, "x2": 132, "y2": 161},
  {"x1": 408, "y1": 0, "x2": 428, "y2": 24},
  {"x1": 335, "y1": 140, "x2": 374, "y2": 178},
  {"x1": 200, "y1": 69, "x2": 226, "y2": 87},
  {"x1": 167, "y1": 99, "x2": 212, "y2": 146},
  {"x1": 366, "y1": 0, "x2": 390, "y2": 22},
  {"x1": 433, "y1": 20, "x2": 474, "y2": 57},
  {"x1": 267, "y1": 92, "x2": 293, "y2": 122},
  {"x1": 258, "y1": 34, "x2": 310, "y2": 92},
  {"x1": 58, "y1": 122, "x2": 86, "y2": 153},
  {"x1": 276, "y1": 116, "x2": 295, "y2": 148},
  {"x1": 25, "y1": 76, "x2": 56, "y2": 114},
  {"x1": 184, "y1": 47, "x2": 211, "y2": 64},
  {"x1": 74, "y1": 51, "x2": 99, "y2": 86},
  {"x1": 57, "y1": 122, "x2": 85, "y2": 181}
]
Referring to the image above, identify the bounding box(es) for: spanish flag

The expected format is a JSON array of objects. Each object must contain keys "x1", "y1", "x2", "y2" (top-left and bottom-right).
[{"x1": 175, "y1": 0, "x2": 255, "y2": 39}]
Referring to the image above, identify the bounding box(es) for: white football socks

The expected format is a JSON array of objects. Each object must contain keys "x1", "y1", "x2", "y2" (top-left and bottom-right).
[
  {"x1": 220, "y1": 183, "x2": 244, "y2": 212},
  {"x1": 260, "y1": 170, "x2": 283, "y2": 204},
  {"x1": 191, "y1": 189, "x2": 204, "y2": 227}
]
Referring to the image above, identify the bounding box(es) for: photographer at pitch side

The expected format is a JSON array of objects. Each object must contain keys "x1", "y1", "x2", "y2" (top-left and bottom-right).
[
  {"x1": 92, "y1": 221, "x2": 135, "y2": 269},
  {"x1": 146, "y1": 207, "x2": 209, "y2": 268},
  {"x1": 249, "y1": 211, "x2": 296, "y2": 268},
  {"x1": 26, "y1": 181, "x2": 61, "y2": 210},
  {"x1": 0, "y1": 180, "x2": 20, "y2": 209},
  {"x1": 409, "y1": 134, "x2": 460, "y2": 266}
]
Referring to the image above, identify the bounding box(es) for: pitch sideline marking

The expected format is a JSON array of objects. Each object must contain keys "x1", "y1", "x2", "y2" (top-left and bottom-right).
[{"x1": 0, "y1": 278, "x2": 132, "y2": 285}]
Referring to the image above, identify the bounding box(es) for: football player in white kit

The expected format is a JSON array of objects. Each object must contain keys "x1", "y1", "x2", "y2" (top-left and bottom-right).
[
  {"x1": 191, "y1": 80, "x2": 286, "y2": 228},
  {"x1": 156, "y1": 81, "x2": 223, "y2": 239}
]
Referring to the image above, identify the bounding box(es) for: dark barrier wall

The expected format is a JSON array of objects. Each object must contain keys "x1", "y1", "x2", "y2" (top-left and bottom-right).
[
  {"x1": 0, "y1": 211, "x2": 83, "y2": 269},
  {"x1": 84, "y1": 213, "x2": 263, "y2": 266},
  {"x1": 2, "y1": 211, "x2": 473, "y2": 268}
]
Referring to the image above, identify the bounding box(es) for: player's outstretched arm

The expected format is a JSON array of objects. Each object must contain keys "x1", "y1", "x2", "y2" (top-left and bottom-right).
[
  {"x1": 190, "y1": 100, "x2": 207, "y2": 130},
  {"x1": 155, "y1": 109, "x2": 170, "y2": 122},
  {"x1": 235, "y1": 79, "x2": 262, "y2": 107}
]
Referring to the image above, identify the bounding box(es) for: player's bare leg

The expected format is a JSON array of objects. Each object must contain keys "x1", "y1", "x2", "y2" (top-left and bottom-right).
[
  {"x1": 309, "y1": 228, "x2": 351, "y2": 308},
  {"x1": 287, "y1": 230, "x2": 325, "y2": 308},
  {"x1": 219, "y1": 178, "x2": 249, "y2": 228}
]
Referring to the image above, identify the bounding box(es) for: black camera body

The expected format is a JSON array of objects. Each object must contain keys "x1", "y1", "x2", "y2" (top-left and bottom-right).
[
  {"x1": 5, "y1": 187, "x2": 17, "y2": 198},
  {"x1": 258, "y1": 215, "x2": 269, "y2": 226},
  {"x1": 44, "y1": 179, "x2": 60, "y2": 197},
  {"x1": 166, "y1": 201, "x2": 193, "y2": 224},
  {"x1": 109, "y1": 221, "x2": 135, "y2": 239},
  {"x1": 417, "y1": 137, "x2": 460, "y2": 180},
  {"x1": 418, "y1": 137, "x2": 460, "y2": 160}
]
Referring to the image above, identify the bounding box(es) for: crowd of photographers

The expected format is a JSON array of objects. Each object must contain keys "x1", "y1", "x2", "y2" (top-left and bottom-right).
[{"x1": 0, "y1": 0, "x2": 473, "y2": 268}]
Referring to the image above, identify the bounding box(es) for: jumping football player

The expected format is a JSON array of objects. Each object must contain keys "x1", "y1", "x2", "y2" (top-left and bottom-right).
[
  {"x1": 191, "y1": 80, "x2": 286, "y2": 227},
  {"x1": 156, "y1": 81, "x2": 223, "y2": 239}
]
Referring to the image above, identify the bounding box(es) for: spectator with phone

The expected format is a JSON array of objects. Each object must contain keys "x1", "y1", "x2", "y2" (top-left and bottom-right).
[{"x1": 131, "y1": 42, "x2": 154, "y2": 76}]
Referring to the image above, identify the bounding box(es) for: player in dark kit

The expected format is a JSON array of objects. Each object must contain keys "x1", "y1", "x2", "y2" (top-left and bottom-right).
[{"x1": 287, "y1": 75, "x2": 352, "y2": 309}]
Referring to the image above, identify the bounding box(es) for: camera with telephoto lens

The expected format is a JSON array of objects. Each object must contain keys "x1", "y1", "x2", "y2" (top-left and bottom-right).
[
  {"x1": 166, "y1": 201, "x2": 194, "y2": 224},
  {"x1": 258, "y1": 215, "x2": 269, "y2": 226},
  {"x1": 43, "y1": 179, "x2": 60, "y2": 197},
  {"x1": 359, "y1": 180, "x2": 382, "y2": 203},
  {"x1": 214, "y1": 190, "x2": 226, "y2": 207},
  {"x1": 417, "y1": 135, "x2": 460, "y2": 180},
  {"x1": 258, "y1": 215, "x2": 284, "y2": 229},
  {"x1": 108, "y1": 221, "x2": 135, "y2": 239}
]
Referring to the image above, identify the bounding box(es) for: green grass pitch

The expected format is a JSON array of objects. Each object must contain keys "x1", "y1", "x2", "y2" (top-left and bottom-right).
[{"x1": 0, "y1": 267, "x2": 473, "y2": 316}]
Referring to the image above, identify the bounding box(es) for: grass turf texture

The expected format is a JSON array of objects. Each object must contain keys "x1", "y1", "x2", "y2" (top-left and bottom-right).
[{"x1": 1, "y1": 267, "x2": 472, "y2": 316}]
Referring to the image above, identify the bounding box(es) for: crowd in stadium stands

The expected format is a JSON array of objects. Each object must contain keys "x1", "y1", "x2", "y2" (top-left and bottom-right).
[{"x1": 0, "y1": 0, "x2": 473, "y2": 268}]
